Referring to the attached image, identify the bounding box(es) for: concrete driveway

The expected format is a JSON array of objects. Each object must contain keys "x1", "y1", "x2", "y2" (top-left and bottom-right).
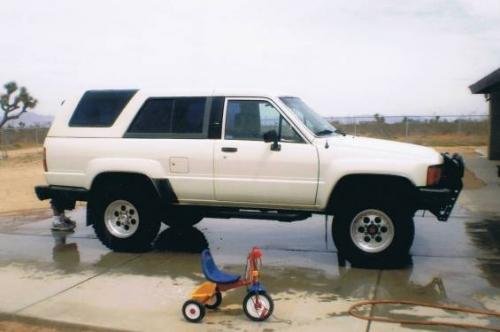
[{"x1": 0, "y1": 155, "x2": 499, "y2": 331}]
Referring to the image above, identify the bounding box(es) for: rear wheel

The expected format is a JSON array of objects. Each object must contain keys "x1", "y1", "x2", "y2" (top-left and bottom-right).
[
  {"x1": 182, "y1": 300, "x2": 205, "y2": 323},
  {"x1": 89, "y1": 185, "x2": 161, "y2": 252},
  {"x1": 205, "y1": 291, "x2": 222, "y2": 309},
  {"x1": 333, "y1": 199, "x2": 414, "y2": 268}
]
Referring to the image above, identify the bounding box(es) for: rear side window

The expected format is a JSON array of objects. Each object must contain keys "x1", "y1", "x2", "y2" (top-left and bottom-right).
[
  {"x1": 126, "y1": 97, "x2": 210, "y2": 138},
  {"x1": 69, "y1": 90, "x2": 137, "y2": 127}
]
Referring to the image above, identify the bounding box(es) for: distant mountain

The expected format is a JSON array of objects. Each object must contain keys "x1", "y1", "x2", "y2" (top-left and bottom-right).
[{"x1": 3, "y1": 112, "x2": 53, "y2": 128}]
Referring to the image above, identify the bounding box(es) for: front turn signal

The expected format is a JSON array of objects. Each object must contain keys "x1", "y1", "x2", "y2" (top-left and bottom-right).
[{"x1": 427, "y1": 165, "x2": 442, "y2": 186}]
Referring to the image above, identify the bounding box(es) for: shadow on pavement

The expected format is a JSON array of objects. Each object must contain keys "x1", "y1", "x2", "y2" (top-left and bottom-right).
[{"x1": 153, "y1": 226, "x2": 209, "y2": 253}]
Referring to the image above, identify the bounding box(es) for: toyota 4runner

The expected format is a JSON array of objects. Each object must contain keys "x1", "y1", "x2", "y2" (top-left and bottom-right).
[{"x1": 35, "y1": 90, "x2": 464, "y2": 266}]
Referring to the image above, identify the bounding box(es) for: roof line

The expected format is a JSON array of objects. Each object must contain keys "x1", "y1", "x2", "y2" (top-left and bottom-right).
[{"x1": 469, "y1": 67, "x2": 500, "y2": 94}]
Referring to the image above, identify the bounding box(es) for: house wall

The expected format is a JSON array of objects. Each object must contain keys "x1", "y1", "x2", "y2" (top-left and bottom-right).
[{"x1": 490, "y1": 90, "x2": 500, "y2": 160}]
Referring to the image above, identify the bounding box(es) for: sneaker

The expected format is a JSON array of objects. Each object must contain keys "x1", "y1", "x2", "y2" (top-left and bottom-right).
[
  {"x1": 62, "y1": 216, "x2": 77, "y2": 228},
  {"x1": 51, "y1": 216, "x2": 76, "y2": 231}
]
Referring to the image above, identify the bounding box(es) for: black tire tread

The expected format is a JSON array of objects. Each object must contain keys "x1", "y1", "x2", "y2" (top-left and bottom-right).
[
  {"x1": 89, "y1": 183, "x2": 161, "y2": 252},
  {"x1": 182, "y1": 300, "x2": 205, "y2": 323},
  {"x1": 205, "y1": 291, "x2": 222, "y2": 309},
  {"x1": 332, "y1": 196, "x2": 415, "y2": 268},
  {"x1": 242, "y1": 291, "x2": 274, "y2": 322}
]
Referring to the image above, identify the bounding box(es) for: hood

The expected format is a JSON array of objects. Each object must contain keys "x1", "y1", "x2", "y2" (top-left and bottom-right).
[{"x1": 318, "y1": 135, "x2": 443, "y2": 163}]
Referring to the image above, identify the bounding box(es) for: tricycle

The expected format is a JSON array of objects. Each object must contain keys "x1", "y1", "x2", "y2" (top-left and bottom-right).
[{"x1": 182, "y1": 247, "x2": 273, "y2": 323}]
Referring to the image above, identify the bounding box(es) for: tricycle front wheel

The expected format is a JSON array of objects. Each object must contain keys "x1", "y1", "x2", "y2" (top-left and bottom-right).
[{"x1": 243, "y1": 291, "x2": 274, "y2": 321}]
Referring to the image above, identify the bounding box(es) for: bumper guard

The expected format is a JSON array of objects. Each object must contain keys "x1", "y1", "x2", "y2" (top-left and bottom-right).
[{"x1": 418, "y1": 153, "x2": 464, "y2": 221}]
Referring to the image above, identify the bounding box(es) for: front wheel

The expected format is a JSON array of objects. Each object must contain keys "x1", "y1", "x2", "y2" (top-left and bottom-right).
[
  {"x1": 243, "y1": 291, "x2": 274, "y2": 321},
  {"x1": 332, "y1": 201, "x2": 414, "y2": 268}
]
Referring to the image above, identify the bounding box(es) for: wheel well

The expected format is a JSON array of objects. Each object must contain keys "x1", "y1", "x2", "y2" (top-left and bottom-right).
[
  {"x1": 90, "y1": 172, "x2": 158, "y2": 195},
  {"x1": 88, "y1": 172, "x2": 163, "y2": 225},
  {"x1": 327, "y1": 174, "x2": 418, "y2": 213}
]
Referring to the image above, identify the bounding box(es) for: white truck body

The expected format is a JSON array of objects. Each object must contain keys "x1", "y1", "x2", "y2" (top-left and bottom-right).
[
  {"x1": 44, "y1": 90, "x2": 442, "y2": 210},
  {"x1": 36, "y1": 89, "x2": 463, "y2": 264}
]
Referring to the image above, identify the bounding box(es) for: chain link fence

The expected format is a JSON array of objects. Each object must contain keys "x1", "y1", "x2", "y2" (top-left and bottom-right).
[
  {"x1": 0, "y1": 127, "x2": 50, "y2": 151},
  {"x1": 0, "y1": 114, "x2": 490, "y2": 152},
  {"x1": 329, "y1": 114, "x2": 489, "y2": 146}
]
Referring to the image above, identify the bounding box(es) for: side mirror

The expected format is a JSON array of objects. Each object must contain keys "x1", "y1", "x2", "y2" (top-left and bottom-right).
[
  {"x1": 263, "y1": 130, "x2": 277, "y2": 143},
  {"x1": 263, "y1": 130, "x2": 281, "y2": 151}
]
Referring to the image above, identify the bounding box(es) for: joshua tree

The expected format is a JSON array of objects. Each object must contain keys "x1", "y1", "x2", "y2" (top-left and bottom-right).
[
  {"x1": 0, "y1": 82, "x2": 37, "y2": 128},
  {"x1": 373, "y1": 113, "x2": 386, "y2": 124}
]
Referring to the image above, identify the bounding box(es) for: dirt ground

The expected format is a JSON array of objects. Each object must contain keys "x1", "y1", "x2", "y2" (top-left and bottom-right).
[
  {"x1": 0, "y1": 145, "x2": 487, "y2": 215},
  {"x1": 0, "y1": 147, "x2": 49, "y2": 214},
  {"x1": 0, "y1": 321, "x2": 57, "y2": 332},
  {"x1": 0, "y1": 319, "x2": 110, "y2": 332},
  {"x1": 395, "y1": 133, "x2": 488, "y2": 147}
]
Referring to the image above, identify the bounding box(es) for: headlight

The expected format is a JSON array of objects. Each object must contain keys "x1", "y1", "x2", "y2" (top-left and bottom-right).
[{"x1": 427, "y1": 165, "x2": 442, "y2": 186}]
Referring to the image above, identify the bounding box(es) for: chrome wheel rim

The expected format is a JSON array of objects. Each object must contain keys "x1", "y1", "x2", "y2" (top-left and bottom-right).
[
  {"x1": 349, "y1": 209, "x2": 395, "y2": 253},
  {"x1": 245, "y1": 294, "x2": 271, "y2": 319},
  {"x1": 104, "y1": 200, "x2": 139, "y2": 238}
]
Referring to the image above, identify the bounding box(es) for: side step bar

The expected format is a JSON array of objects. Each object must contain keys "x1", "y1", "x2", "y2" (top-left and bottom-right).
[{"x1": 205, "y1": 209, "x2": 311, "y2": 222}]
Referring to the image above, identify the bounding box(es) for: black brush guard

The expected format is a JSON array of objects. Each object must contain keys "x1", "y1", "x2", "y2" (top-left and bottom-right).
[{"x1": 417, "y1": 153, "x2": 464, "y2": 221}]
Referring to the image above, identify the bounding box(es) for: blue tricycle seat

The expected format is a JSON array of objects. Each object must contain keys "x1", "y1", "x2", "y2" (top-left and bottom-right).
[{"x1": 201, "y1": 249, "x2": 241, "y2": 284}]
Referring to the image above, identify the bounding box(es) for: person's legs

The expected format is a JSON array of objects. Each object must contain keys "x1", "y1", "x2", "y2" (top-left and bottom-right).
[{"x1": 51, "y1": 200, "x2": 76, "y2": 231}]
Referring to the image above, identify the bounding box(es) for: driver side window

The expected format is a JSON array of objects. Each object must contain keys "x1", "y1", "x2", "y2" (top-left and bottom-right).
[{"x1": 224, "y1": 100, "x2": 303, "y2": 143}]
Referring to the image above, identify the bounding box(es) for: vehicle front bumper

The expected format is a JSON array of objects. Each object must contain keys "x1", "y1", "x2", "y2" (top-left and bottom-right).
[{"x1": 417, "y1": 153, "x2": 464, "y2": 221}]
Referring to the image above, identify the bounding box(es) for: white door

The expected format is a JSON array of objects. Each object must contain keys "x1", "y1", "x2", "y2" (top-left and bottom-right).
[{"x1": 214, "y1": 98, "x2": 318, "y2": 206}]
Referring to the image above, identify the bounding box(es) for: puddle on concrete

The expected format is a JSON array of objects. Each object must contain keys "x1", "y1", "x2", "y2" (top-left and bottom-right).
[
  {"x1": 0, "y1": 212, "x2": 499, "y2": 331},
  {"x1": 465, "y1": 219, "x2": 500, "y2": 255}
]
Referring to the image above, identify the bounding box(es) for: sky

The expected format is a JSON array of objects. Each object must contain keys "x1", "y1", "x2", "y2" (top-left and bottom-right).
[{"x1": 1, "y1": 0, "x2": 499, "y2": 117}]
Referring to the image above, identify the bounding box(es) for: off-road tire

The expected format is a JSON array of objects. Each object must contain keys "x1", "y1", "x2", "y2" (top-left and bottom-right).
[
  {"x1": 89, "y1": 185, "x2": 161, "y2": 252},
  {"x1": 332, "y1": 198, "x2": 414, "y2": 268}
]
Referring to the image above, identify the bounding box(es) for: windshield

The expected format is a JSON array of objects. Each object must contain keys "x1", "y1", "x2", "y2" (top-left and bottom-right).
[{"x1": 279, "y1": 97, "x2": 337, "y2": 136}]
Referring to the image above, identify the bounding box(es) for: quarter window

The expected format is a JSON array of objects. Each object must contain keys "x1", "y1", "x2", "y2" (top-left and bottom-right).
[
  {"x1": 69, "y1": 90, "x2": 137, "y2": 127},
  {"x1": 224, "y1": 100, "x2": 303, "y2": 143},
  {"x1": 126, "y1": 97, "x2": 209, "y2": 138}
]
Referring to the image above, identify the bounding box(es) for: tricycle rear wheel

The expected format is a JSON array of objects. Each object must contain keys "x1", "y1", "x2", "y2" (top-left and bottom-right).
[
  {"x1": 182, "y1": 300, "x2": 205, "y2": 323},
  {"x1": 205, "y1": 291, "x2": 222, "y2": 309}
]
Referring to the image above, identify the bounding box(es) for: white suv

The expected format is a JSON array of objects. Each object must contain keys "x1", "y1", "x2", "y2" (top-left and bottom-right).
[{"x1": 35, "y1": 90, "x2": 464, "y2": 266}]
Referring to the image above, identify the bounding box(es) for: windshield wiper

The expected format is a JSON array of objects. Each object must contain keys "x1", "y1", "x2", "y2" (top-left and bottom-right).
[
  {"x1": 315, "y1": 129, "x2": 334, "y2": 136},
  {"x1": 334, "y1": 129, "x2": 346, "y2": 136}
]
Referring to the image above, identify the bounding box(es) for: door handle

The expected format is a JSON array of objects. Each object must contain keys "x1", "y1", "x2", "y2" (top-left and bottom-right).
[{"x1": 221, "y1": 147, "x2": 238, "y2": 153}]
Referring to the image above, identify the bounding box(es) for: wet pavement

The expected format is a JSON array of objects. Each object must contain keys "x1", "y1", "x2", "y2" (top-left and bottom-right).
[
  {"x1": 0, "y1": 156, "x2": 499, "y2": 331},
  {"x1": 0, "y1": 206, "x2": 498, "y2": 331}
]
